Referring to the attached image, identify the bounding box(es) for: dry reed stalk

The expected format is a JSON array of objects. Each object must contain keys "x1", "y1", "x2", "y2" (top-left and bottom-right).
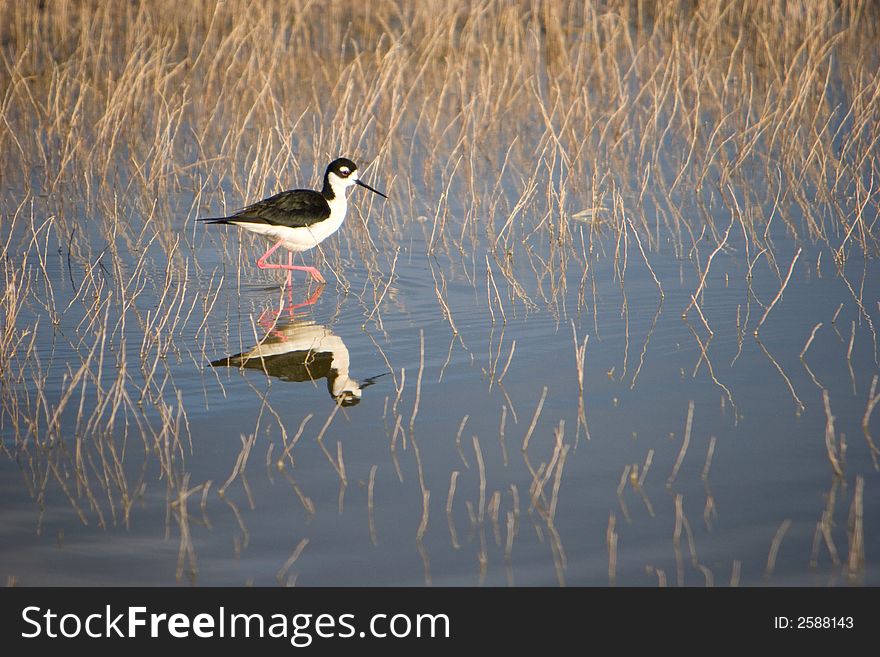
[
  {"x1": 472, "y1": 435, "x2": 486, "y2": 524},
  {"x1": 764, "y1": 519, "x2": 793, "y2": 580},
  {"x1": 682, "y1": 216, "x2": 733, "y2": 319},
  {"x1": 821, "y1": 391, "x2": 845, "y2": 477},
  {"x1": 498, "y1": 404, "x2": 509, "y2": 467},
  {"x1": 276, "y1": 538, "x2": 310, "y2": 586},
  {"x1": 521, "y1": 385, "x2": 548, "y2": 452},
  {"x1": 755, "y1": 337, "x2": 805, "y2": 413},
  {"x1": 570, "y1": 321, "x2": 590, "y2": 441},
  {"x1": 754, "y1": 247, "x2": 802, "y2": 337},
  {"x1": 416, "y1": 489, "x2": 430, "y2": 543},
  {"x1": 446, "y1": 470, "x2": 460, "y2": 549},
  {"x1": 408, "y1": 329, "x2": 425, "y2": 435},
  {"x1": 862, "y1": 375, "x2": 880, "y2": 470},
  {"x1": 799, "y1": 322, "x2": 823, "y2": 359},
  {"x1": 667, "y1": 401, "x2": 695, "y2": 488},
  {"x1": 701, "y1": 436, "x2": 717, "y2": 481},
  {"x1": 846, "y1": 475, "x2": 865, "y2": 580},
  {"x1": 606, "y1": 512, "x2": 618, "y2": 586},
  {"x1": 276, "y1": 413, "x2": 313, "y2": 469},
  {"x1": 367, "y1": 465, "x2": 378, "y2": 546}
]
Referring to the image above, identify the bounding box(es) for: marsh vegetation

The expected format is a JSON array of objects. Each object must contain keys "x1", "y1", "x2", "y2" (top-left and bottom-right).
[{"x1": 1, "y1": 0, "x2": 878, "y2": 585}]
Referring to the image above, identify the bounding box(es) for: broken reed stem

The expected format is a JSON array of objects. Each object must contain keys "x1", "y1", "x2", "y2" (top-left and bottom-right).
[
  {"x1": 606, "y1": 512, "x2": 618, "y2": 586},
  {"x1": 497, "y1": 340, "x2": 516, "y2": 383},
  {"x1": 754, "y1": 248, "x2": 802, "y2": 337},
  {"x1": 455, "y1": 414, "x2": 470, "y2": 468},
  {"x1": 368, "y1": 465, "x2": 378, "y2": 546},
  {"x1": 625, "y1": 216, "x2": 664, "y2": 299},
  {"x1": 416, "y1": 489, "x2": 431, "y2": 542},
  {"x1": 701, "y1": 436, "x2": 717, "y2": 481},
  {"x1": 638, "y1": 449, "x2": 654, "y2": 488},
  {"x1": 764, "y1": 519, "x2": 793, "y2": 580},
  {"x1": 276, "y1": 538, "x2": 310, "y2": 584},
  {"x1": 521, "y1": 386, "x2": 548, "y2": 452},
  {"x1": 409, "y1": 329, "x2": 425, "y2": 435},
  {"x1": 846, "y1": 475, "x2": 865, "y2": 579},
  {"x1": 822, "y1": 390, "x2": 845, "y2": 477},
  {"x1": 862, "y1": 375, "x2": 880, "y2": 468},
  {"x1": 800, "y1": 323, "x2": 823, "y2": 359},
  {"x1": 473, "y1": 435, "x2": 487, "y2": 523},
  {"x1": 276, "y1": 414, "x2": 314, "y2": 468},
  {"x1": 446, "y1": 470, "x2": 460, "y2": 549},
  {"x1": 682, "y1": 217, "x2": 733, "y2": 318},
  {"x1": 363, "y1": 246, "x2": 399, "y2": 327},
  {"x1": 667, "y1": 401, "x2": 695, "y2": 488}
]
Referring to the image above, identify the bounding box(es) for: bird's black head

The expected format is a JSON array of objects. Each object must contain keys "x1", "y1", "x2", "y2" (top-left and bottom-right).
[
  {"x1": 324, "y1": 157, "x2": 388, "y2": 199},
  {"x1": 327, "y1": 157, "x2": 359, "y2": 180}
]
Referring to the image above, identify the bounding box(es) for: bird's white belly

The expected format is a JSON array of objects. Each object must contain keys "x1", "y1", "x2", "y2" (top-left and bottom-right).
[{"x1": 234, "y1": 196, "x2": 347, "y2": 253}]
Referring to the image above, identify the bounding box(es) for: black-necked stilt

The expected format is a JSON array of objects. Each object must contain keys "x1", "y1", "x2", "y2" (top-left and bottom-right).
[
  {"x1": 200, "y1": 157, "x2": 386, "y2": 284},
  {"x1": 212, "y1": 317, "x2": 383, "y2": 406}
]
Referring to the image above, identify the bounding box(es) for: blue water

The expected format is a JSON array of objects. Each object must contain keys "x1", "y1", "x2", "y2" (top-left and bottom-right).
[{"x1": 1, "y1": 182, "x2": 877, "y2": 586}]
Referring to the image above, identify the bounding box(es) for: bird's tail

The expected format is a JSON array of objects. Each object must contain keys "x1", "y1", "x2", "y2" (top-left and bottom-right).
[{"x1": 197, "y1": 216, "x2": 232, "y2": 225}]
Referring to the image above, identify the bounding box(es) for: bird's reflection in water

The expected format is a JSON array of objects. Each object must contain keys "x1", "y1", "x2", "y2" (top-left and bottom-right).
[{"x1": 212, "y1": 317, "x2": 378, "y2": 406}]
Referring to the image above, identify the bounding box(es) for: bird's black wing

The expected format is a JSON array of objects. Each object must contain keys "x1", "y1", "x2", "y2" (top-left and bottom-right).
[{"x1": 199, "y1": 189, "x2": 330, "y2": 228}]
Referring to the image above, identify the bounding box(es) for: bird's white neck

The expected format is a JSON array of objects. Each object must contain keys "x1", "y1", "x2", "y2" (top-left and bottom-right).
[
  {"x1": 324, "y1": 170, "x2": 355, "y2": 201},
  {"x1": 326, "y1": 190, "x2": 348, "y2": 226}
]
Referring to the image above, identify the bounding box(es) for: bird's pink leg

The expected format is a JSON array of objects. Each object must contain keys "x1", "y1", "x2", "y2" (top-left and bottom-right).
[
  {"x1": 257, "y1": 283, "x2": 326, "y2": 331},
  {"x1": 255, "y1": 241, "x2": 325, "y2": 283},
  {"x1": 257, "y1": 307, "x2": 282, "y2": 332},
  {"x1": 287, "y1": 284, "x2": 325, "y2": 316},
  {"x1": 285, "y1": 252, "x2": 293, "y2": 306},
  {"x1": 256, "y1": 240, "x2": 285, "y2": 269},
  {"x1": 287, "y1": 264, "x2": 325, "y2": 283}
]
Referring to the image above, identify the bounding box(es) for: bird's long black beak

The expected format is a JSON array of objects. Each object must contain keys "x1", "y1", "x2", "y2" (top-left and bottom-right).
[
  {"x1": 360, "y1": 372, "x2": 389, "y2": 389},
  {"x1": 356, "y1": 179, "x2": 387, "y2": 199}
]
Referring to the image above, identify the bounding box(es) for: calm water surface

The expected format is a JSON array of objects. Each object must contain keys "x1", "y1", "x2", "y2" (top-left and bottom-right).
[{"x1": 1, "y1": 192, "x2": 877, "y2": 586}]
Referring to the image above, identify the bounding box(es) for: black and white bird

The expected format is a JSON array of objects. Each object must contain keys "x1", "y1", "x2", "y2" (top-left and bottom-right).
[
  {"x1": 200, "y1": 157, "x2": 386, "y2": 283},
  {"x1": 211, "y1": 318, "x2": 383, "y2": 406}
]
